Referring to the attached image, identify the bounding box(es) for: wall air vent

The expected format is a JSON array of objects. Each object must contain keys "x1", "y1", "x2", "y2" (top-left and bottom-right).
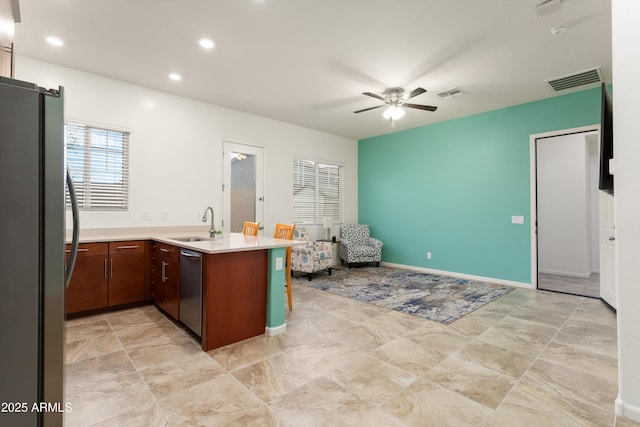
[
  {"x1": 545, "y1": 67, "x2": 604, "y2": 93},
  {"x1": 437, "y1": 87, "x2": 464, "y2": 99}
]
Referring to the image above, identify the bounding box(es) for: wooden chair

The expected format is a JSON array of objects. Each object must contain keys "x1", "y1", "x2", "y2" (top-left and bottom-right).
[
  {"x1": 273, "y1": 223, "x2": 295, "y2": 311},
  {"x1": 242, "y1": 221, "x2": 260, "y2": 236}
]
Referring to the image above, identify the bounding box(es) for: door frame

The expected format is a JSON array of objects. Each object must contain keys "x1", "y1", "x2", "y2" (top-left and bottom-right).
[
  {"x1": 221, "y1": 140, "x2": 265, "y2": 234},
  {"x1": 529, "y1": 124, "x2": 600, "y2": 290}
]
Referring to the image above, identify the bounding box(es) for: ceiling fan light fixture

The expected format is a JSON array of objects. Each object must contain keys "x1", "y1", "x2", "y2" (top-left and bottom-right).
[
  {"x1": 197, "y1": 37, "x2": 215, "y2": 49},
  {"x1": 382, "y1": 105, "x2": 405, "y2": 120}
]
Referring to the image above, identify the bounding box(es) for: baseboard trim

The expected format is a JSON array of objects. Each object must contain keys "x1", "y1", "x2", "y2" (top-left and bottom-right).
[
  {"x1": 616, "y1": 398, "x2": 640, "y2": 423},
  {"x1": 538, "y1": 268, "x2": 594, "y2": 279},
  {"x1": 265, "y1": 323, "x2": 287, "y2": 336},
  {"x1": 380, "y1": 262, "x2": 533, "y2": 289}
]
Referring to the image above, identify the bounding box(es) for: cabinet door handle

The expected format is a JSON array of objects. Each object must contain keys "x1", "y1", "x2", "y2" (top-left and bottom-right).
[
  {"x1": 160, "y1": 248, "x2": 171, "y2": 253},
  {"x1": 104, "y1": 259, "x2": 108, "y2": 278},
  {"x1": 66, "y1": 248, "x2": 89, "y2": 253},
  {"x1": 110, "y1": 259, "x2": 113, "y2": 279},
  {"x1": 116, "y1": 245, "x2": 139, "y2": 250},
  {"x1": 161, "y1": 261, "x2": 167, "y2": 282}
]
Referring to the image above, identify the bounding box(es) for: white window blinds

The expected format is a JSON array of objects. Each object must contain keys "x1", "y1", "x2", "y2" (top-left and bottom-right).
[
  {"x1": 293, "y1": 158, "x2": 343, "y2": 224},
  {"x1": 65, "y1": 123, "x2": 130, "y2": 210}
]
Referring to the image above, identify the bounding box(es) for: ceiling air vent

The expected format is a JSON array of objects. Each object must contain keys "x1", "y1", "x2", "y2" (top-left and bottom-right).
[
  {"x1": 437, "y1": 87, "x2": 464, "y2": 99},
  {"x1": 545, "y1": 67, "x2": 604, "y2": 93}
]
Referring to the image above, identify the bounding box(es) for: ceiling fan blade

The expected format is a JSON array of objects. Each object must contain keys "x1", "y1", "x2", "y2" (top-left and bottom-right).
[
  {"x1": 404, "y1": 103, "x2": 438, "y2": 112},
  {"x1": 405, "y1": 87, "x2": 426, "y2": 100},
  {"x1": 362, "y1": 92, "x2": 386, "y2": 101},
  {"x1": 354, "y1": 105, "x2": 385, "y2": 113}
]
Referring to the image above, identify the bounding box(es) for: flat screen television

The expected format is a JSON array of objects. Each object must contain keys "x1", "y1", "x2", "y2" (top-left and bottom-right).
[{"x1": 599, "y1": 83, "x2": 614, "y2": 195}]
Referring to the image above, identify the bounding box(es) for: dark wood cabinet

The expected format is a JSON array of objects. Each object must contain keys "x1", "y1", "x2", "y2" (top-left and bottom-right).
[
  {"x1": 65, "y1": 243, "x2": 109, "y2": 314},
  {"x1": 151, "y1": 242, "x2": 180, "y2": 319},
  {"x1": 202, "y1": 250, "x2": 267, "y2": 351},
  {"x1": 108, "y1": 241, "x2": 147, "y2": 306},
  {"x1": 67, "y1": 236, "x2": 285, "y2": 350},
  {"x1": 65, "y1": 240, "x2": 150, "y2": 314}
]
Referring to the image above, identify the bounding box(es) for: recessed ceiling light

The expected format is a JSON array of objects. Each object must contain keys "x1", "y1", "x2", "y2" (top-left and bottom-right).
[
  {"x1": 197, "y1": 38, "x2": 215, "y2": 49},
  {"x1": 168, "y1": 73, "x2": 182, "y2": 81},
  {"x1": 45, "y1": 36, "x2": 64, "y2": 47}
]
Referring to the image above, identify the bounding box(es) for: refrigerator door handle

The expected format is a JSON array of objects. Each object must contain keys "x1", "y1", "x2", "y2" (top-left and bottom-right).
[{"x1": 65, "y1": 167, "x2": 80, "y2": 288}]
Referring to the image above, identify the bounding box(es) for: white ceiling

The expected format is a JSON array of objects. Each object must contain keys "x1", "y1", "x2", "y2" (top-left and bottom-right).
[{"x1": 12, "y1": 0, "x2": 611, "y2": 140}]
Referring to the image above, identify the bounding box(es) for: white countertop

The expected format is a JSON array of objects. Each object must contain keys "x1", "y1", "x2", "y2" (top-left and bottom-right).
[
  {"x1": 153, "y1": 232, "x2": 302, "y2": 254},
  {"x1": 68, "y1": 226, "x2": 302, "y2": 254}
]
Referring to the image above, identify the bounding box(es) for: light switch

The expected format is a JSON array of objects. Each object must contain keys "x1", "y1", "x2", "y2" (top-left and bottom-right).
[
  {"x1": 275, "y1": 257, "x2": 283, "y2": 270},
  {"x1": 511, "y1": 215, "x2": 525, "y2": 224}
]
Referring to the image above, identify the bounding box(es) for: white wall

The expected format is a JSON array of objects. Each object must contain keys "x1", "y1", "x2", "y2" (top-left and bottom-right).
[
  {"x1": 537, "y1": 132, "x2": 597, "y2": 277},
  {"x1": 613, "y1": 0, "x2": 640, "y2": 422},
  {"x1": 14, "y1": 56, "x2": 358, "y2": 235}
]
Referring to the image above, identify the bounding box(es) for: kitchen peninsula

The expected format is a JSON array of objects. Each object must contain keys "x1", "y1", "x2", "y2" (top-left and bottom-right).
[{"x1": 66, "y1": 229, "x2": 300, "y2": 351}]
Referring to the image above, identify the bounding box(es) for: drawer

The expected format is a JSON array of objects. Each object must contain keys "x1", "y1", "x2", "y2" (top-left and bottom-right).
[
  {"x1": 65, "y1": 242, "x2": 108, "y2": 257},
  {"x1": 153, "y1": 242, "x2": 180, "y2": 261},
  {"x1": 108, "y1": 240, "x2": 146, "y2": 254}
]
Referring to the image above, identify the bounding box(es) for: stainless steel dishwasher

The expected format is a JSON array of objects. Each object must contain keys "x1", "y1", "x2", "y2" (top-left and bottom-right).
[{"x1": 179, "y1": 249, "x2": 203, "y2": 337}]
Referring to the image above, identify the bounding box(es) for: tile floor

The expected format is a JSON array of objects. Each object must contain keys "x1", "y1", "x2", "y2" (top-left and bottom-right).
[
  {"x1": 538, "y1": 272, "x2": 600, "y2": 298},
  {"x1": 64, "y1": 280, "x2": 639, "y2": 426}
]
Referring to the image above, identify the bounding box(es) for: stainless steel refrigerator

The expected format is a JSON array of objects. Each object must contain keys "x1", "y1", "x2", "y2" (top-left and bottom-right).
[{"x1": 0, "y1": 76, "x2": 79, "y2": 426}]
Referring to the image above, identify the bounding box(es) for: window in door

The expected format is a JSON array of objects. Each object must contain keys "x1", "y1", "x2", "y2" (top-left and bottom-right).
[{"x1": 222, "y1": 142, "x2": 264, "y2": 233}]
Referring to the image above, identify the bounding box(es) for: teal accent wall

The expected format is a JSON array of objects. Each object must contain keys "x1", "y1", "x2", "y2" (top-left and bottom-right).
[
  {"x1": 267, "y1": 247, "x2": 286, "y2": 327},
  {"x1": 358, "y1": 87, "x2": 603, "y2": 284}
]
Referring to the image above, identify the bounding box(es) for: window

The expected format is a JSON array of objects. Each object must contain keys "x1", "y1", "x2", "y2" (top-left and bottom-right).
[
  {"x1": 293, "y1": 158, "x2": 343, "y2": 224},
  {"x1": 65, "y1": 123, "x2": 130, "y2": 210}
]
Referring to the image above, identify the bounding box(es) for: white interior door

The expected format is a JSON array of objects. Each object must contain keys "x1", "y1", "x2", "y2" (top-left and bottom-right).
[
  {"x1": 222, "y1": 141, "x2": 264, "y2": 234},
  {"x1": 599, "y1": 191, "x2": 617, "y2": 308},
  {"x1": 529, "y1": 125, "x2": 603, "y2": 294}
]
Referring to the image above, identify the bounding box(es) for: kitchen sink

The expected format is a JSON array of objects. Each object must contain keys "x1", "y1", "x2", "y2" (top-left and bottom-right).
[{"x1": 169, "y1": 236, "x2": 217, "y2": 242}]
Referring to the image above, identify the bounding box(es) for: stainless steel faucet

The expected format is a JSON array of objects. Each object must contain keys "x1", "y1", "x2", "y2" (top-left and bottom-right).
[{"x1": 202, "y1": 207, "x2": 217, "y2": 237}]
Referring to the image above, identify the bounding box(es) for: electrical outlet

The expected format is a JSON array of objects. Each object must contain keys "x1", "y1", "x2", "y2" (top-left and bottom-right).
[
  {"x1": 427, "y1": 252, "x2": 432, "y2": 260},
  {"x1": 275, "y1": 257, "x2": 283, "y2": 270},
  {"x1": 161, "y1": 211, "x2": 169, "y2": 221},
  {"x1": 142, "y1": 211, "x2": 152, "y2": 221},
  {"x1": 512, "y1": 215, "x2": 525, "y2": 224}
]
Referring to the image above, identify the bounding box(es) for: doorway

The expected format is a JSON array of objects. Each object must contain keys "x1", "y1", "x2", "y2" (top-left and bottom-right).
[
  {"x1": 222, "y1": 141, "x2": 264, "y2": 234},
  {"x1": 531, "y1": 126, "x2": 602, "y2": 298}
]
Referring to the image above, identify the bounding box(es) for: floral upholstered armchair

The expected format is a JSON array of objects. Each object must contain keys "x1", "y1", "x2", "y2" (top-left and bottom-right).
[
  {"x1": 339, "y1": 224, "x2": 383, "y2": 268},
  {"x1": 291, "y1": 227, "x2": 333, "y2": 280}
]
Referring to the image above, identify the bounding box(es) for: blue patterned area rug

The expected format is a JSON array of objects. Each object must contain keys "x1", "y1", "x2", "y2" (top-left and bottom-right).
[{"x1": 295, "y1": 267, "x2": 514, "y2": 324}]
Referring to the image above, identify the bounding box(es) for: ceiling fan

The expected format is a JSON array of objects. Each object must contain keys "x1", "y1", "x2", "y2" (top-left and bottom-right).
[{"x1": 353, "y1": 87, "x2": 438, "y2": 125}]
